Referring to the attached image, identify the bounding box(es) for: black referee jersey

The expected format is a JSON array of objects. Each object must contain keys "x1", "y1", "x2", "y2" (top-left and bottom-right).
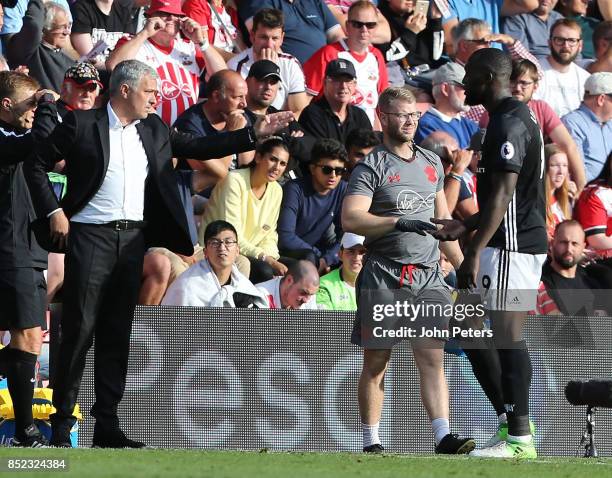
[
  {"x1": 0, "y1": 119, "x2": 47, "y2": 269},
  {"x1": 477, "y1": 97, "x2": 547, "y2": 255}
]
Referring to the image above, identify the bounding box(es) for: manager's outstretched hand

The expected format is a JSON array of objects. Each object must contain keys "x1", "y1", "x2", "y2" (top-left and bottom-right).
[
  {"x1": 395, "y1": 217, "x2": 437, "y2": 236},
  {"x1": 253, "y1": 111, "x2": 295, "y2": 138},
  {"x1": 431, "y1": 218, "x2": 467, "y2": 241}
]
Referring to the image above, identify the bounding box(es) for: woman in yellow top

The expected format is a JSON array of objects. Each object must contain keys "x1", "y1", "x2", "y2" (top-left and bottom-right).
[{"x1": 199, "y1": 137, "x2": 290, "y2": 283}]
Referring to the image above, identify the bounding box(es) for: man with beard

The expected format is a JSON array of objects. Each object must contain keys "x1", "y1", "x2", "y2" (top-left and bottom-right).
[
  {"x1": 433, "y1": 48, "x2": 546, "y2": 458},
  {"x1": 534, "y1": 220, "x2": 606, "y2": 316},
  {"x1": 414, "y1": 62, "x2": 478, "y2": 149},
  {"x1": 342, "y1": 86, "x2": 473, "y2": 455},
  {"x1": 502, "y1": 0, "x2": 564, "y2": 59},
  {"x1": 557, "y1": 0, "x2": 601, "y2": 59},
  {"x1": 533, "y1": 18, "x2": 591, "y2": 117}
]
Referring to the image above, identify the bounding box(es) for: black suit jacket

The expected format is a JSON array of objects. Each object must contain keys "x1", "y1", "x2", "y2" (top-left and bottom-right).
[{"x1": 26, "y1": 104, "x2": 258, "y2": 255}]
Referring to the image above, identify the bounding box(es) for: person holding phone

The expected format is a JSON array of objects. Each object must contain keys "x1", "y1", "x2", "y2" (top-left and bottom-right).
[
  {"x1": 106, "y1": 0, "x2": 227, "y2": 125},
  {"x1": 378, "y1": 0, "x2": 445, "y2": 67}
]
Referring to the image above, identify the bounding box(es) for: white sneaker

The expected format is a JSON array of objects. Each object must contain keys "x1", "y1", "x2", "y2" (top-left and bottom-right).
[
  {"x1": 470, "y1": 439, "x2": 537, "y2": 459},
  {"x1": 482, "y1": 420, "x2": 536, "y2": 448}
]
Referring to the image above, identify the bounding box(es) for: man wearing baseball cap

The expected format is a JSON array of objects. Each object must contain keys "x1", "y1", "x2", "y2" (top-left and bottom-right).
[
  {"x1": 245, "y1": 59, "x2": 310, "y2": 174},
  {"x1": 415, "y1": 62, "x2": 479, "y2": 149},
  {"x1": 562, "y1": 72, "x2": 612, "y2": 181},
  {"x1": 317, "y1": 232, "x2": 366, "y2": 311},
  {"x1": 299, "y1": 59, "x2": 372, "y2": 145},
  {"x1": 245, "y1": 59, "x2": 284, "y2": 116},
  {"x1": 303, "y1": 1, "x2": 388, "y2": 126},
  {"x1": 106, "y1": 0, "x2": 226, "y2": 125},
  {"x1": 59, "y1": 62, "x2": 103, "y2": 114},
  {"x1": 245, "y1": 60, "x2": 286, "y2": 125},
  {"x1": 228, "y1": 9, "x2": 309, "y2": 117}
]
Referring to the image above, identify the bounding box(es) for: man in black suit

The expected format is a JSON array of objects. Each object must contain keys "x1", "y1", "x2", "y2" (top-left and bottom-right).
[{"x1": 26, "y1": 59, "x2": 293, "y2": 448}]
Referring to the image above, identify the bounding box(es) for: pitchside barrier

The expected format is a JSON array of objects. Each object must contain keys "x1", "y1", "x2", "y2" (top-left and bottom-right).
[{"x1": 70, "y1": 306, "x2": 612, "y2": 455}]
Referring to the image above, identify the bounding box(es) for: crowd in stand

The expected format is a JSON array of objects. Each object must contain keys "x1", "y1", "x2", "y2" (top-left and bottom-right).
[{"x1": 1, "y1": 0, "x2": 612, "y2": 325}]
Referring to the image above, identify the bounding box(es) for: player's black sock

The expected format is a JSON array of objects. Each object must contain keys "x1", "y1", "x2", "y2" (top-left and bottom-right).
[
  {"x1": 498, "y1": 342, "x2": 532, "y2": 437},
  {"x1": 463, "y1": 341, "x2": 506, "y2": 416},
  {"x1": 6, "y1": 348, "x2": 38, "y2": 433}
]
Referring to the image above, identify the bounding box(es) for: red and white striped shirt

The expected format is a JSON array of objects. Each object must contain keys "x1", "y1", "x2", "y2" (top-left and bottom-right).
[{"x1": 117, "y1": 36, "x2": 206, "y2": 125}]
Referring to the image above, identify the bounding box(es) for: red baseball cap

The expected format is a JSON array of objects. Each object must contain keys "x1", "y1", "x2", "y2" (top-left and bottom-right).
[{"x1": 147, "y1": 0, "x2": 185, "y2": 17}]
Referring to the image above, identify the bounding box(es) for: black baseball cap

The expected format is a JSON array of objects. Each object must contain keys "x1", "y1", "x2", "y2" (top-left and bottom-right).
[
  {"x1": 247, "y1": 60, "x2": 282, "y2": 82},
  {"x1": 325, "y1": 59, "x2": 356, "y2": 79}
]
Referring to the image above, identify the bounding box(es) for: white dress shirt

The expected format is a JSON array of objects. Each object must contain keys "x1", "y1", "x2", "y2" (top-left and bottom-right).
[{"x1": 71, "y1": 102, "x2": 149, "y2": 224}]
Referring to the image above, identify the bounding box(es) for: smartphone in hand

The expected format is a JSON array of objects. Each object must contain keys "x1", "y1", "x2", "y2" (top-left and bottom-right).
[{"x1": 415, "y1": 0, "x2": 429, "y2": 16}]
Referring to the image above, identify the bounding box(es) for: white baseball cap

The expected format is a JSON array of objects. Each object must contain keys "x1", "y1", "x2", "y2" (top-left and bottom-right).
[
  {"x1": 341, "y1": 233, "x2": 365, "y2": 249},
  {"x1": 584, "y1": 72, "x2": 612, "y2": 96}
]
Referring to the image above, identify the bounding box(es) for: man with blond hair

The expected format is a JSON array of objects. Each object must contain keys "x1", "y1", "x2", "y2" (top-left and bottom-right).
[{"x1": 342, "y1": 85, "x2": 474, "y2": 454}]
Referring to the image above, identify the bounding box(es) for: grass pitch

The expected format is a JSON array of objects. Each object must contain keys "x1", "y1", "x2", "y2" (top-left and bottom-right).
[{"x1": 0, "y1": 449, "x2": 610, "y2": 478}]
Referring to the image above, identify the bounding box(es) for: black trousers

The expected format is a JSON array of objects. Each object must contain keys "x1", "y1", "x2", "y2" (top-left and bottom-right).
[{"x1": 51, "y1": 222, "x2": 145, "y2": 431}]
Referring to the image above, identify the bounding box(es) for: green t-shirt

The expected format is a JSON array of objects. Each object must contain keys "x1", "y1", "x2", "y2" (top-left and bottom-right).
[{"x1": 316, "y1": 268, "x2": 356, "y2": 311}]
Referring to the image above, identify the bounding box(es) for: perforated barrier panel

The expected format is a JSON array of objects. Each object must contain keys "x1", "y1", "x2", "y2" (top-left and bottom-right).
[{"x1": 74, "y1": 306, "x2": 612, "y2": 456}]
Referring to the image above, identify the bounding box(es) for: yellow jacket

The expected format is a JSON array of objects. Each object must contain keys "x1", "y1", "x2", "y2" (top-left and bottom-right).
[{"x1": 199, "y1": 168, "x2": 282, "y2": 259}]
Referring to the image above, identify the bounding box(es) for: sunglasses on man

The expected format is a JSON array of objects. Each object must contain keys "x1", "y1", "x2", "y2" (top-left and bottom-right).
[
  {"x1": 314, "y1": 164, "x2": 348, "y2": 175},
  {"x1": 348, "y1": 20, "x2": 377, "y2": 30}
]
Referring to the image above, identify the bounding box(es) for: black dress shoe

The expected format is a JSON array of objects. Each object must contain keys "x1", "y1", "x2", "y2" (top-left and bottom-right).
[
  {"x1": 92, "y1": 428, "x2": 146, "y2": 449},
  {"x1": 50, "y1": 423, "x2": 73, "y2": 448}
]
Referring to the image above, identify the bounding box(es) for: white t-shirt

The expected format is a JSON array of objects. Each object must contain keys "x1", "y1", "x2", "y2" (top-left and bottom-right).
[
  {"x1": 256, "y1": 277, "x2": 318, "y2": 309},
  {"x1": 533, "y1": 58, "x2": 590, "y2": 118},
  {"x1": 227, "y1": 48, "x2": 306, "y2": 111}
]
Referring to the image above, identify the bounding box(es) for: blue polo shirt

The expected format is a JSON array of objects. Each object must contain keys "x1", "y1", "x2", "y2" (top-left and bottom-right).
[
  {"x1": 562, "y1": 104, "x2": 612, "y2": 182},
  {"x1": 415, "y1": 107, "x2": 479, "y2": 149},
  {"x1": 502, "y1": 10, "x2": 564, "y2": 59},
  {"x1": 241, "y1": 0, "x2": 340, "y2": 64},
  {"x1": 443, "y1": 0, "x2": 503, "y2": 34}
]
